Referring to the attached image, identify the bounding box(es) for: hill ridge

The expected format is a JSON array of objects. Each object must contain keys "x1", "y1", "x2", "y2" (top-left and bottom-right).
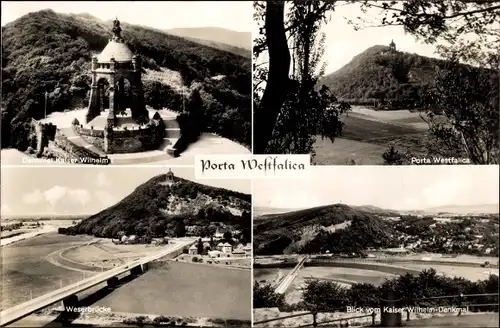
[
  {"x1": 60, "y1": 173, "x2": 251, "y2": 240},
  {"x1": 319, "y1": 44, "x2": 490, "y2": 108}
]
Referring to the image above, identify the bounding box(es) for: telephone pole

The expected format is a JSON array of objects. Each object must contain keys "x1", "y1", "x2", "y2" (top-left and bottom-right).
[{"x1": 44, "y1": 92, "x2": 48, "y2": 120}]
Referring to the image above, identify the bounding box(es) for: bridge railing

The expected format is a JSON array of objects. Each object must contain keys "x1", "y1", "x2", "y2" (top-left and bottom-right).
[{"x1": 253, "y1": 293, "x2": 499, "y2": 327}]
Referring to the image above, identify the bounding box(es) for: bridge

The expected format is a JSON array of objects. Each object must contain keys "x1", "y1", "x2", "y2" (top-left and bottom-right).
[
  {"x1": 275, "y1": 256, "x2": 308, "y2": 294},
  {"x1": 0, "y1": 238, "x2": 196, "y2": 327}
]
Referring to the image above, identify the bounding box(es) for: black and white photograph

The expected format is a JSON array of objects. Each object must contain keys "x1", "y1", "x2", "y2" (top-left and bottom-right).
[
  {"x1": 1, "y1": 1, "x2": 252, "y2": 166},
  {"x1": 253, "y1": 1, "x2": 499, "y2": 165},
  {"x1": 0, "y1": 166, "x2": 252, "y2": 327},
  {"x1": 253, "y1": 165, "x2": 499, "y2": 327}
]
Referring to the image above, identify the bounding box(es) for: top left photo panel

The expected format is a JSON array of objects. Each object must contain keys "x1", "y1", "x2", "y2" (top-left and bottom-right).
[{"x1": 1, "y1": 1, "x2": 253, "y2": 166}]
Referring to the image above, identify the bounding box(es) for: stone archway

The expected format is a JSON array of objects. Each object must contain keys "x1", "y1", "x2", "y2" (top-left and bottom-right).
[
  {"x1": 114, "y1": 77, "x2": 132, "y2": 116},
  {"x1": 97, "y1": 78, "x2": 110, "y2": 111}
]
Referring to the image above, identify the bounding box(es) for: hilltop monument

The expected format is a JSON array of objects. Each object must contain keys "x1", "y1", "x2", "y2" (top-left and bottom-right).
[
  {"x1": 86, "y1": 18, "x2": 148, "y2": 125},
  {"x1": 389, "y1": 39, "x2": 396, "y2": 52},
  {"x1": 166, "y1": 168, "x2": 175, "y2": 185}
]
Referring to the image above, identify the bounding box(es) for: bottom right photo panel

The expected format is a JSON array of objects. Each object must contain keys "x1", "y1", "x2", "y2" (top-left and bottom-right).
[{"x1": 253, "y1": 165, "x2": 499, "y2": 328}]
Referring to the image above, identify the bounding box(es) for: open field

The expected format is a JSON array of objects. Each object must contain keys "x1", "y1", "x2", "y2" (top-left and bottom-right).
[
  {"x1": 62, "y1": 239, "x2": 164, "y2": 269},
  {"x1": 0, "y1": 232, "x2": 96, "y2": 310},
  {"x1": 391, "y1": 262, "x2": 498, "y2": 281},
  {"x1": 93, "y1": 261, "x2": 251, "y2": 320},
  {"x1": 312, "y1": 107, "x2": 431, "y2": 165}
]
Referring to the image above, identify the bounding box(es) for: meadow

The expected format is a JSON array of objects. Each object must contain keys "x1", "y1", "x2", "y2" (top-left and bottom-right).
[
  {"x1": 312, "y1": 107, "x2": 430, "y2": 165},
  {"x1": 1, "y1": 232, "x2": 95, "y2": 310},
  {"x1": 93, "y1": 261, "x2": 251, "y2": 320}
]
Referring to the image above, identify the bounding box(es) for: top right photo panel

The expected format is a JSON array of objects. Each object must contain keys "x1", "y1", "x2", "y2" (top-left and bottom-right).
[{"x1": 252, "y1": 1, "x2": 499, "y2": 165}]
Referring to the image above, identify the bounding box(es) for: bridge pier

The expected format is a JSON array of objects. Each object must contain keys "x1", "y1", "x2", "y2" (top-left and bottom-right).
[
  {"x1": 60, "y1": 294, "x2": 78, "y2": 312},
  {"x1": 107, "y1": 276, "x2": 119, "y2": 288},
  {"x1": 130, "y1": 265, "x2": 143, "y2": 276},
  {"x1": 141, "y1": 262, "x2": 149, "y2": 272}
]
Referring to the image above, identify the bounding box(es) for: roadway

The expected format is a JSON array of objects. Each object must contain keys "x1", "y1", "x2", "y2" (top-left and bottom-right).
[
  {"x1": 0, "y1": 238, "x2": 196, "y2": 327},
  {"x1": 274, "y1": 256, "x2": 308, "y2": 294}
]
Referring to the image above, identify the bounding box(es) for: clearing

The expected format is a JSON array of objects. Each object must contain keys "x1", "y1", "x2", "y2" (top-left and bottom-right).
[
  {"x1": 312, "y1": 107, "x2": 431, "y2": 165},
  {"x1": 93, "y1": 261, "x2": 251, "y2": 320}
]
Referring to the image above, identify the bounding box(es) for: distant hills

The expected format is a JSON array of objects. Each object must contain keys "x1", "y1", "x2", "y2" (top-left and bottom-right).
[
  {"x1": 61, "y1": 174, "x2": 251, "y2": 239},
  {"x1": 165, "y1": 27, "x2": 251, "y2": 57},
  {"x1": 423, "y1": 204, "x2": 500, "y2": 215},
  {"x1": 319, "y1": 45, "x2": 492, "y2": 107},
  {"x1": 254, "y1": 203, "x2": 499, "y2": 255}
]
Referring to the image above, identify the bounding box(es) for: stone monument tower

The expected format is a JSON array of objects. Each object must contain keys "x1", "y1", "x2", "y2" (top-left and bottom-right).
[
  {"x1": 165, "y1": 168, "x2": 175, "y2": 185},
  {"x1": 86, "y1": 18, "x2": 148, "y2": 126},
  {"x1": 389, "y1": 39, "x2": 396, "y2": 52}
]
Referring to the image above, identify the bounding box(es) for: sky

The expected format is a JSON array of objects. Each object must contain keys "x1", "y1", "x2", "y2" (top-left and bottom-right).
[
  {"x1": 1, "y1": 167, "x2": 251, "y2": 216},
  {"x1": 253, "y1": 166, "x2": 500, "y2": 212},
  {"x1": 254, "y1": 2, "x2": 451, "y2": 75},
  {"x1": 1, "y1": 1, "x2": 253, "y2": 32}
]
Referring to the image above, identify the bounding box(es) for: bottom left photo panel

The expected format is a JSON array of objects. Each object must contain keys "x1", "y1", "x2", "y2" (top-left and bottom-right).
[{"x1": 0, "y1": 166, "x2": 252, "y2": 327}]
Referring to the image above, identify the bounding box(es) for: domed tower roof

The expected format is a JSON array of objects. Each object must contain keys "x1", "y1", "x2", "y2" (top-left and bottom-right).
[{"x1": 98, "y1": 18, "x2": 134, "y2": 63}]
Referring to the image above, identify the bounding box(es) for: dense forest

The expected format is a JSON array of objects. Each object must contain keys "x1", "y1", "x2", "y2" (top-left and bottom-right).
[
  {"x1": 319, "y1": 45, "x2": 494, "y2": 108},
  {"x1": 58, "y1": 174, "x2": 251, "y2": 240},
  {"x1": 254, "y1": 204, "x2": 499, "y2": 256},
  {"x1": 1, "y1": 10, "x2": 251, "y2": 150}
]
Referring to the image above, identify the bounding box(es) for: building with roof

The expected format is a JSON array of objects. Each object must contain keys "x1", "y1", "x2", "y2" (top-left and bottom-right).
[
  {"x1": 188, "y1": 244, "x2": 198, "y2": 255},
  {"x1": 222, "y1": 242, "x2": 232, "y2": 254},
  {"x1": 242, "y1": 244, "x2": 252, "y2": 257},
  {"x1": 208, "y1": 250, "x2": 223, "y2": 258}
]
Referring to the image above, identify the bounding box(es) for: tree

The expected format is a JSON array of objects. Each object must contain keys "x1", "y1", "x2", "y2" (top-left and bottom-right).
[
  {"x1": 302, "y1": 280, "x2": 347, "y2": 312},
  {"x1": 223, "y1": 231, "x2": 233, "y2": 242},
  {"x1": 197, "y1": 238, "x2": 204, "y2": 255},
  {"x1": 254, "y1": 0, "x2": 500, "y2": 160},
  {"x1": 382, "y1": 146, "x2": 404, "y2": 165},
  {"x1": 174, "y1": 220, "x2": 186, "y2": 238},
  {"x1": 253, "y1": 1, "x2": 345, "y2": 155},
  {"x1": 253, "y1": 282, "x2": 286, "y2": 309},
  {"x1": 422, "y1": 62, "x2": 499, "y2": 164}
]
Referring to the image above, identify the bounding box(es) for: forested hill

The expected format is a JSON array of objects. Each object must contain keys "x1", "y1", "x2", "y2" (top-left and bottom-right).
[
  {"x1": 319, "y1": 45, "x2": 490, "y2": 108},
  {"x1": 60, "y1": 174, "x2": 252, "y2": 240},
  {"x1": 1, "y1": 10, "x2": 251, "y2": 149},
  {"x1": 254, "y1": 204, "x2": 398, "y2": 255}
]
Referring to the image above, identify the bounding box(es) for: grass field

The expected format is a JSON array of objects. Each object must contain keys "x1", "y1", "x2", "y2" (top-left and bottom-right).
[
  {"x1": 93, "y1": 261, "x2": 251, "y2": 320},
  {"x1": 1, "y1": 232, "x2": 95, "y2": 310},
  {"x1": 62, "y1": 240, "x2": 162, "y2": 268},
  {"x1": 391, "y1": 262, "x2": 499, "y2": 281},
  {"x1": 312, "y1": 107, "x2": 432, "y2": 165}
]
